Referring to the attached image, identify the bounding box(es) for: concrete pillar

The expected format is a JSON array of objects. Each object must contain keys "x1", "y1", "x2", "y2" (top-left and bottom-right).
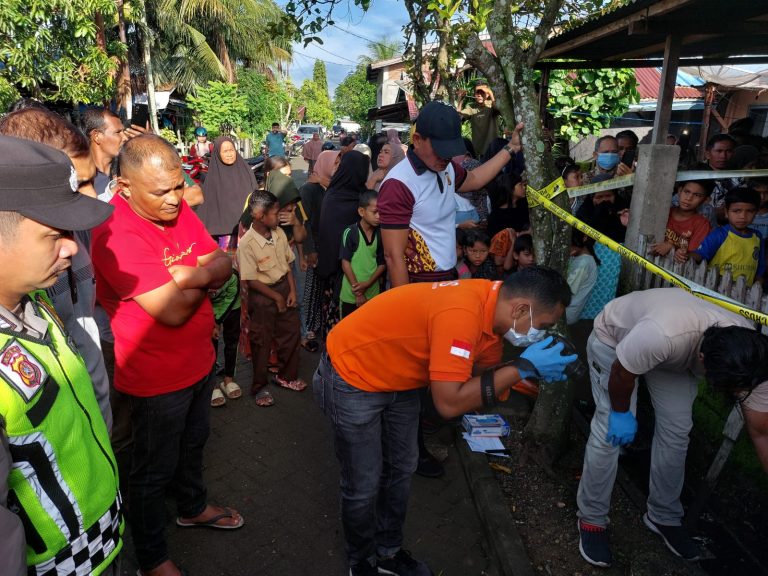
[{"x1": 626, "y1": 144, "x2": 681, "y2": 251}]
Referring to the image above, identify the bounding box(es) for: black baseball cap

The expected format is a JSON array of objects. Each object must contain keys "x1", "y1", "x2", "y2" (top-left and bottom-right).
[
  {"x1": 0, "y1": 135, "x2": 113, "y2": 231},
  {"x1": 415, "y1": 101, "x2": 466, "y2": 160}
]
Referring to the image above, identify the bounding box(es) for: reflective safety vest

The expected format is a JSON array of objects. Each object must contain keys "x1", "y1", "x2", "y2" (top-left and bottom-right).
[{"x1": 0, "y1": 293, "x2": 122, "y2": 575}]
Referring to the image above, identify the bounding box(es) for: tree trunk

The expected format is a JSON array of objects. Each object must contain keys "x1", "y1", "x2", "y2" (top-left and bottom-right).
[
  {"x1": 403, "y1": 0, "x2": 431, "y2": 104},
  {"x1": 115, "y1": 0, "x2": 132, "y2": 121},
  {"x1": 486, "y1": 0, "x2": 573, "y2": 468},
  {"x1": 434, "y1": 15, "x2": 452, "y2": 102},
  {"x1": 136, "y1": 0, "x2": 160, "y2": 133},
  {"x1": 94, "y1": 11, "x2": 109, "y2": 107},
  {"x1": 217, "y1": 34, "x2": 236, "y2": 84}
]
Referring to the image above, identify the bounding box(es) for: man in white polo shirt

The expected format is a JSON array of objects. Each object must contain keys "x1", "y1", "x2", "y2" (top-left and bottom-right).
[{"x1": 378, "y1": 101, "x2": 524, "y2": 477}]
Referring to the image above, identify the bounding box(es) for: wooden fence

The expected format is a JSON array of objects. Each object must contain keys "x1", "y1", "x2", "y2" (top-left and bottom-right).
[{"x1": 634, "y1": 234, "x2": 768, "y2": 332}]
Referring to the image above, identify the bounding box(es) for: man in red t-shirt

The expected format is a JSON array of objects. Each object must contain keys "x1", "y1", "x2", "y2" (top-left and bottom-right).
[
  {"x1": 314, "y1": 267, "x2": 577, "y2": 575},
  {"x1": 92, "y1": 135, "x2": 242, "y2": 576}
]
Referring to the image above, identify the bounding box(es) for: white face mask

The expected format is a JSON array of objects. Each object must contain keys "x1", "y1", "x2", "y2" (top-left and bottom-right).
[{"x1": 504, "y1": 306, "x2": 547, "y2": 347}]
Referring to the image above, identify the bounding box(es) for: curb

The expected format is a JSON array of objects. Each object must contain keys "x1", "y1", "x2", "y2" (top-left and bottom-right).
[{"x1": 456, "y1": 428, "x2": 535, "y2": 576}]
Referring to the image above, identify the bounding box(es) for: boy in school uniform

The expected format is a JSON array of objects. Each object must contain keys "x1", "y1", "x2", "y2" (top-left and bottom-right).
[
  {"x1": 340, "y1": 190, "x2": 386, "y2": 318},
  {"x1": 650, "y1": 179, "x2": 713, "y2": 262},
  {"x1": 237, "y1": 190, "x2": 307, "y2": 407},
  {"x1": 690, "y1": 187, "x2": 765, "y2": 285}
]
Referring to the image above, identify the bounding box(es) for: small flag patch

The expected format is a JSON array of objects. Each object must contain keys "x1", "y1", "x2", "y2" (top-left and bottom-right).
[{"x1": 450, "y1": 339, "x2": 472, "y2": 359}]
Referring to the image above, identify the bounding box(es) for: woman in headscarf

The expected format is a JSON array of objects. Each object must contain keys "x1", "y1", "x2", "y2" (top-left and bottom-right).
[
  {"x1": 386, "y1": 128, "x2": 406, "y2": 168},
  {"x1": 198, "y1": 136, "x2": 257, "y2": 248},
  {"x1": 197, "y1": 136, "x2": 256, "y2": 406},
  {"x1": 317, "y1": 150, "x2": 370, "y2": 334},
  {"x1": 366, "y1": 142, "x2": 392, "y2": 191},
  {"x1": 300, "y1": 150, "x2": 339, "y2": 351}
]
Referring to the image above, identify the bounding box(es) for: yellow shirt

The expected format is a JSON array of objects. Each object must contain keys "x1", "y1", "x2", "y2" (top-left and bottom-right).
[{"x1": 237, "y1": 226, "x2": 294, "y2": 285}]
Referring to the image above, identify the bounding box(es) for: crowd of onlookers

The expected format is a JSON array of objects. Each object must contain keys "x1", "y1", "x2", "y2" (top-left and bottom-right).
[{"x1": 3, "y1": 86, "x2": 768, "y2": 576}]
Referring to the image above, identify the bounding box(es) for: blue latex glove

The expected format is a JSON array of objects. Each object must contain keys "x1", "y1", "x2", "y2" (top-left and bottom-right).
[
  {"x1": 519, "y1": 336, "x2": 579, "y2": 383},
  {"x1": 606, "y1": 410, "x2": 637, "y2": 447}
]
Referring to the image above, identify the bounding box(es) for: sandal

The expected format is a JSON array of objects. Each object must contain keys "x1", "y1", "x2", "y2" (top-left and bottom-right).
[
  {"x1": 220, "y1": 380, "x2": 242, "y2": 399},
  {"x1": 273, "y1": 374, "x2": 308, "y2": 392},
  {"x1": 253, "y1": 388, "x2": 275, "y2": 407},
  {"x1": 176, "y1": 506, "x2": 244, "y2": 530},
  {"x1": 211, "y1": 387, "x2": 226, "y2": 407}
]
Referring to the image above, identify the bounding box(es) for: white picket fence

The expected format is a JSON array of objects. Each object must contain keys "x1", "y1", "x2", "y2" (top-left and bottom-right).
[{"x1": 634, "y1": 235, "x2": 768, "y2": 332}]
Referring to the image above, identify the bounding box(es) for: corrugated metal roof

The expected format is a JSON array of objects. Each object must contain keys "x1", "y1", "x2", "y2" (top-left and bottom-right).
[{"x1": 635, "y1": 68, "x2": 703, "y2": 100}]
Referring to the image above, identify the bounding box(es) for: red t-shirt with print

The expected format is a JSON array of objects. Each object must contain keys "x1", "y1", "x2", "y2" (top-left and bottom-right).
[
  {"x1": 664, "y1": 210, "x2": 711, "y2": 251},
  {"x1": 92, "y1": 194, "x2": 218, "y2": 396}
]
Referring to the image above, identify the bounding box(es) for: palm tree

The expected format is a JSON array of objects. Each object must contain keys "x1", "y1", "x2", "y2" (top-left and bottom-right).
[
  {"x1": 359, "y1": 36, "x2": 402, "y2": 65},
  {"x1": 148, "y1": 0, "x2": 293, "y2": 91}
]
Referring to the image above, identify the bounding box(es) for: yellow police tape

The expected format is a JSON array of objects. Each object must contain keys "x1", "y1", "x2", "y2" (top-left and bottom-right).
[
  {"x1": 530, "y1": 168, "x2": 768, "y2": 205},
  {"x1": 525, "y1": 184, "x2": 768, "y2": 326}
]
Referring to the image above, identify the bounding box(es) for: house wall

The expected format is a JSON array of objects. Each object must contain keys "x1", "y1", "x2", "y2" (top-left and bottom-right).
[
  {"x1": 724, "y1": 90, "x2": 768, "y2": 127},
  {"x1": 379, "y1": 62, "x2": 408, "y2": 108}
]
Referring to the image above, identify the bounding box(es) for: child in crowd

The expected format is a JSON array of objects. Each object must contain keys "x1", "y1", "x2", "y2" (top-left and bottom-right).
[
  {"x1": 690, "y1": 187, "x2": 764, "y2": 285},
  {"x1": 566, "y1": 229, "x2": 599, "y2": 325},
  {"x1": 237, "y1": 190, "x2": 306, "y2": 408},
  {"x1": 650, "y1": 179, "x2": 713, "y2": 262},
  {"x1": 562, "y1": 163, "x2": 584, "y2": 189},
  {"x1": 456, "y1": 229, "x2": 499, "y2": 280},
  {"x1": 497, "y1": 233, "x2": 536, "y2": 275},
  {"x1": 209, "y1": 270, "x2": 243, "y2": 407},
  {"x1": 340, "y1": 190, "x2": 386, "y2": 318}
]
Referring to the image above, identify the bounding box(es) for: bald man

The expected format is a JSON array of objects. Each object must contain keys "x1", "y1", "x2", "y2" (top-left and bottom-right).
[{"x1": 91, "y1": 135, "x2": 242, "y2": 576}]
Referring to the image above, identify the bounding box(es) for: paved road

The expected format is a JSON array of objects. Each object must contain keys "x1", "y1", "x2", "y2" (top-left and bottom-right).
[{"x1": 117, "y1": 156, "x2": 495, "y2": 576}]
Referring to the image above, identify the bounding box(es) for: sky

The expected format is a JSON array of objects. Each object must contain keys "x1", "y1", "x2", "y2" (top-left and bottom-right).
[{"x1": 282, "y1": 0, "x2": 410, "y2": 95}]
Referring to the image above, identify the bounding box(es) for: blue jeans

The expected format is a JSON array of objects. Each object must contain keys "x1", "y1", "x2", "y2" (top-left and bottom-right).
[
  {"x1": 313, "y1": 353, "x2": 420, "y2": 566},
  {"x1": 128, "y1": 368, "x2": 215, "y2": 570}
]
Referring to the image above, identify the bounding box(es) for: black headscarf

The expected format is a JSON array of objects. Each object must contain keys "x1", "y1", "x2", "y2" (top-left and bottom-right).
[
  {"x1": 198, "y1": 136, "x2": 257, "y2": 236},
  {"x1": 317, "y1": 150, "x2": 370, "y2": 279}
]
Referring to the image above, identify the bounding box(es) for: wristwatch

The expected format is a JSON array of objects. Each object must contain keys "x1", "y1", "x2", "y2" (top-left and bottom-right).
[{"x1": 503, "y1": 143, "x2": 515, "y2": 156}]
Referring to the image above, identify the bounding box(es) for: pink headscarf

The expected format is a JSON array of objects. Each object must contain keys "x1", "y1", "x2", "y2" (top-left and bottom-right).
[
  {"x1": 308, "y1": 150, "x2": 340, "y2": 188},
  {"x1": 387, "y1": 128, "x2": 406, "y2": 167}
]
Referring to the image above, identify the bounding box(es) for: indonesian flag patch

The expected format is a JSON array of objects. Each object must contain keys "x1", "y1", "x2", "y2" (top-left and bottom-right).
[{"x1": 449, "y1": 339, "x2": 472, "y2": 359}]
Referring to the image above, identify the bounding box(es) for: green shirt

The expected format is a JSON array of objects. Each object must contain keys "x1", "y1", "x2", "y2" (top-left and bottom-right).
[{"x1": 339, "y1": 223, "x2": 384, "y2": 304}]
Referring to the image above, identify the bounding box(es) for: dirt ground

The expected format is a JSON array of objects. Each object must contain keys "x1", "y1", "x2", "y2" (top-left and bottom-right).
[{"x1": 489, "y1": 409, "x2": 768, "y2": 576}]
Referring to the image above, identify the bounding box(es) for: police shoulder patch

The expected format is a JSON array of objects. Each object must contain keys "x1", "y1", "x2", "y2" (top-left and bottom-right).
[{"x1": 0, "y1": 338, "x2": 48, "y2": 402}]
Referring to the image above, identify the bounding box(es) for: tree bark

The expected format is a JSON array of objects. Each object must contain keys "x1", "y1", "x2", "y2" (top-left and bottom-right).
[
  {"x1": 403, "y1": 0, "x2": 432, "y2": 104},
  {"x1": 115, "y1": 0, "x2": 132, "y2": 121},
  {"x1": 486, "y1": 0, "x2": 573, "y2": 466},
  {"x1": 217, "y1": 34, "x2": 236, "y2": 84},
  {"x1": 137, "y1": 0, "x2": 160, "y2": 133}
]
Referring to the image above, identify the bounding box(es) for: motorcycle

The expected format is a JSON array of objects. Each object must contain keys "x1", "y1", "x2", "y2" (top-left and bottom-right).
[{"x1": 181, "y1": 154, "x2": 208, "y2": 184}]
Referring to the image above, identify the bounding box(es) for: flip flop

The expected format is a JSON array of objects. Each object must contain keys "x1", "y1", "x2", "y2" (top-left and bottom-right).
[
  {"x1": 210, "y1": 387, "x2": 226, "y2": 407},
  {"x1": 220, "y1": 381, "x2": 242, "y2": 399},
  {"x1": 176, "y1": 507, "x2": 244, "y2": 530},
  {"x1": 253, "y1": 388, "x2": 275, "y2": 407}
]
